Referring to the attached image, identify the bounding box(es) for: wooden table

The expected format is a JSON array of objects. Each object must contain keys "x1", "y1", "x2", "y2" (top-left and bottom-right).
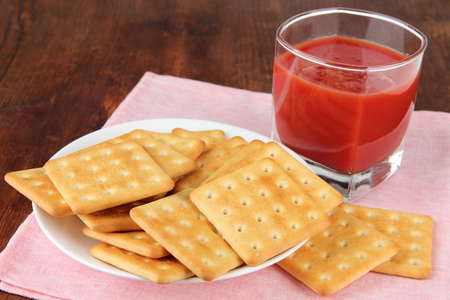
[{"x1": 0, "y1": 1, "x2": 448, "y2": 298}]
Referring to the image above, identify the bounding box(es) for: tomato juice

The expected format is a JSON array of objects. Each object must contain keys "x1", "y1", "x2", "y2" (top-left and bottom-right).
[{"x1": 273, "y1": 36, "x2": 419, "y2": 173}]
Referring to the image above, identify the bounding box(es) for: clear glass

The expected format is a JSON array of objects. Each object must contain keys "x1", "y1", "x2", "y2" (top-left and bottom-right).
[{"x1": 271, "y1": 8, "x2": 427, "y2": 200}]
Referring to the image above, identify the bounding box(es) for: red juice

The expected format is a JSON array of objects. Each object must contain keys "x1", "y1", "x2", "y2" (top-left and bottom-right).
[{"x1": 273, "y1": 36, "x2": 419, "y2": 173}]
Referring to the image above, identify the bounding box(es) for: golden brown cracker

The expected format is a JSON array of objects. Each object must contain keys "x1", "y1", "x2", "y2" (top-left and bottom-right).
[
  {"x1": 171, "y1": 128, "x2": 226, "y2": 152},
  {"x1": 90, "y1": 244, "x2": 194, "y2": 284},
  {"x1": 172, "y1": 144, "x2": 245, "y2": 193},
  {"x1": 81, "y1": 129, "x2": 196, "y2": 179},
  {"x1": 190, "y1": 158, "x2": 331, "y2": 266},
  {"x1": 278, "y1": 207, "x2": 399, "y2": 297},
  {"x1": 83, "y1": 227, "x2": 169, "y2": 258},
  {"x1": 130, "y1": 189, "x2": 243, "y2": 281},
  {"x1": 4, "y1": 168, "x2": 73, "y2": 217},
  {"x1": 340, "y1": 203, "x2": 433, "y2": 279},
  {"x1": 201, "y1": 139, "x2": 265, "y2": 185},
  {"x1": 143, "y1": 130, "x2": 206, "y2": 161},
  {"x1": 209, "y1": 141, "x2": 343, "y2": 213},
  {"x1": 78, "y1": 201, "x2": 144, "y2": 232},
  {"x1": 194, "y1": 136, "x2": 247, "y2": 169},
  {"x1": 44, "y1": 141, "x2": 174, "y2": 215}
]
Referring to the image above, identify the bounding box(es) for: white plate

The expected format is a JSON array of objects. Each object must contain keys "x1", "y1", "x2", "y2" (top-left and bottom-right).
[{"x1": 33, "y1": 118, "x2": 311, "y2": 283}]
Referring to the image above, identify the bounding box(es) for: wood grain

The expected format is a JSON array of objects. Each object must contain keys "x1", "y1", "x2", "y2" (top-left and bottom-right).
[{"x1": 0, "y1": 1, "x2": 448, "y2": 298}]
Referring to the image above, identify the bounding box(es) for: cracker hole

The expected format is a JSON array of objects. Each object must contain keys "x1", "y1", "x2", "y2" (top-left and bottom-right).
[
  {"x1": 198, "y1": 236, "x2": 207, "y2": 242},
  {"x1": 263, "y1": 166, "x2": 271, "y2": 173},
  {"x1": 309, "y1": 213, "x2": 317, "y2": 220},
  {"x1": 196, "y1": 214, "x2": 205, "y2": 221},
  {"x1": 140, "y1": 166, "x2": 150, "y2": 172},
  {"x1": 57, "y1": 162, "x2": 67, "y2": 168},
  {"x1": 375, "y1": 242, "x2": 384, "y2": 248},
  {"x1": 105, "y1": 189, "x2": 114, "y2": 195},
  {"x1": 414, "y1": 219, "x2": 423, "y2": 225},
  {"x1": 226, "y1": 183, "x2": 234, "y2": 190},
  {"x1": 275, "y1": 206, "x2": 283, "y2": 213},
  {"x1": 80, "y1": 156, "x2": 91, "y2": 162},
  {"x1": 96, "y1": 178, "x2": 106, "y2": 184},
  {"x1": 222, "y1": 208, "x2": 230, "y2": 216},
  {"x1": 278, "y1": 182, "x2": 286, "y2": 189},
  {"x1": 163, "y1": 206, "x2": 172, "y2": 212},
  {"x1": 182, "y1": 242, "x2": 192, "y2": 249},
  {"x1": 251, "y1": 243, "x2": 259, "y2": 250},
  {"x1": 118, "y1": 172, "x2": 128, "y2": 177},
  {"x1": 256, "y1": 215, "x2": 264, "y2": 223},
  {"x1": 291, "y1": 223, "x2": 299, "y2": 230},
  {"x1": 269, "y1": 151, "x2": 276, "y2": 158},
  {"x1": 389, "y1": 228, "x2": 398, "y2": 234},
  {"x1": 244, "y1": 174, "x2": 253, "y2": 181},
  {"x1": 411, "y1": 259, "x2": 421, "y2": 266},
  {"x1": 236, "y1": 225, "x2": 244, "y2": 233},
  {"x1": 341, "y1": 221, "x2": 350, "y2": 226},
  {"x1": 344, "y1": 208, "x2": 354, "y2": 214},
  {"x1": 321, "y1": 275, "x2": 330, "y2": 282},
  {"x1": 128, "y1": 183, "x2": 137, "y2": 189},
  {"x1": 180, "y1": 220, "x2": 190, "y2": 227},
  {"x1": 340, "y1": 241, "x2": 348, "y2": 247},
  {"x1": 322, "y1": 253, "x2": 330, "y2": 259},
  {"x1": 303, "y1": 179, "x2": 309, "y2": 185},
  {"x1": 339, "y1": 264, "x2": 349, "y2": 271},
  {"x1": 368, "y1": 212, "x2": 376, "y2": 218},
  {"x1": 141, "y1": 258, "x2": 150, "y2": 263},
  {"x1": 217, "y1": 251, "x2": 225, "y2": 258},
  {"x1": 260, "y1": 190, "x2": 268, "y2": 197},
  {"x1": 358, "y1": 231, "x2": 368, "y2": 237},
  {"x1": 165, "y1": 227, "x2": 174, "y2": 234},
  {"x1": 206, "y1": 193, "x2": 213, "y2": 199},
  {"x1": 304, "y1": 264, "x2": 312, "y2": 270},
  {"x1": 357, "y1": 253, "x2": 366, "y2": 259},
  {"x1": 271, "y1": 233, "x2": 280, "y2": 240},
  {"x1": 292, "y1": 198, "x2": 301, "y2": 205},
  {"x1": 109, "y1": 161, "x2": 119, "y2": 166},
  {"x1": 391, "y1": 215, "x2": 399, "y2": 221},
  {"x1": 412, "y1": 245, "x2": 421, "y2": 251},
  {"x1": 285, "y1": 165, "x2": 292, "y2": 172},
  {"x1": 412, "y1": 232, "x2": 422, "y2": 238},
  {"x1": 157, "y1": 265, "x2": 168, "y2": 270},
  {"x1": 241, "y1": 199, "x2": 249, "y2": 206},
  {"x1": 324, "y1": 231, "x2": 331, "y2": 237},
  {"x1": 307, "y1": 242, "x2": 314, "y2": 248}
]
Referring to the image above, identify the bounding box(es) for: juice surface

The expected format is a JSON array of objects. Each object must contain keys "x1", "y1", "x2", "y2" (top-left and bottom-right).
[{"x1": 273, "y1": 36, "x2": 419, "y2": 173}]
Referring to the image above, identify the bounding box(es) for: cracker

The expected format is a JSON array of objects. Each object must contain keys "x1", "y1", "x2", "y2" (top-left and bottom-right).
[
  {"x1": 81, "y1": 129, "x2": 196, "y2": 179},
  {"x1": 278, "y1": 207, "x2": 399, "y2": 297},
  {"x1": 90, "y1": 244, "x2": 194, "y2": 284},
  {"x1": 78, "y1": 201, "x2": 144, "y2": 232},
  {"x1": 4, "y1": 168, "x2": 73, "y2": 217},
  {"x1": 340, "y1": 203, "x2": 433, "y2": 279},
  {"x1": 171, "y1": 128, "x2": 226, "y2": 152},
  {"x1": 44, "y1": 141, "x2": 174, "y2": 215},
  {"x1": 144, "y1": 130, "x2": 206, "y2": 161},
  {"x1": 205, "y1": 141, "x2": 343, "y2": 213},
  {"x1": 194, "y1": 136, "x2": 247, "y2": 169},
  {"x1": 201, "y1": 139, "x2": 265, "y2": 185},
  {"x1": 130, "y1": 189, "x2": 243, "y2": 281},
  {"x1": 83, "y1": 227, "x2": 170, "y2": 258},
  {"x1": 172, "y1": 144, "x2": 245, "y2": 193},
  {"x1": 190, "y1": 158, "x2": 331, "y2": 266}
]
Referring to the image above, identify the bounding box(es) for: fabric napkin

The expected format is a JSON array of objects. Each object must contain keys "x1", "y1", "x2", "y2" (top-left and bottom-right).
[{"x1": 1, "y1": 72, "x2": 449, "y2": 300}]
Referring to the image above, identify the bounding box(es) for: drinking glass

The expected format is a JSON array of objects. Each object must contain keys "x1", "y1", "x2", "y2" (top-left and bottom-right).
[{"x1": 272, "y1": 8, "x2": 427, "y2": 200}]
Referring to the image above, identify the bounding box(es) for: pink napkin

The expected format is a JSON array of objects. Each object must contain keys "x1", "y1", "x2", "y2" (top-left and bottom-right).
[{"x1": 1, "y1": 72, "x2": 449, "y2": 299}]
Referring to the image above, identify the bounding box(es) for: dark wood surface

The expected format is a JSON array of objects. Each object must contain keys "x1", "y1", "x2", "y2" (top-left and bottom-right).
[{"x1": 0, "y1": 1, "x2": 448, "y2": 299}]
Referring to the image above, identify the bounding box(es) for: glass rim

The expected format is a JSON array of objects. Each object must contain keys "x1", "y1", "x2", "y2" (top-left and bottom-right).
[{"x1": 276, "y1": 7, "x2": 428, "y2": 72}]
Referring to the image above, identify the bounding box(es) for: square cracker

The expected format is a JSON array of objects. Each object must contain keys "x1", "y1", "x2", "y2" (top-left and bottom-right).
[
  {"x1": 201, "y1": 139, "x2": 265, "y2": 185},
  {"x1": 4, "y1": 167, "x2": 73, "y2": 217},
  {"x1": 171, "y1": 128, "x2": 226, "y2": 152},
  {"x1": 277, "y1": 207, "x2": 399, "y2": 297},
  {"x1": 190, "y1": 158, "x2": 331, "y2": 266},
  {"x1": 130, "y1": 189, "x2": 243, "y2": 281},
  {"x1": 83, "y1": 227, "x2": 170, "y2": 258},
  {"x1": 90, "y1": 243, "x2": 194, "y2": 284},
  {"x1": 44, "y1": 141, "x2": 174, "y2": 215},
  {"x1": 340, "y1": 203, "x2": 433, "y2": 279},
  {"x1": 143, "y1": 130, "x2": 206, "y2": 161},
  {"x1": 204, "y1": 141, "x2": 343, "y2": 213},
  {"x1": 172, "y1": 144, "x2": 245, "y2": 193},
  {"x1": 81, "y1": 129, "x2": 196, "y2": 179},
  {"x1": 78, "y1": 201, "x2": 144, "y2": 232},
  {"x1": 194, "y1": 136, "x2": 247, "y2": 169}
]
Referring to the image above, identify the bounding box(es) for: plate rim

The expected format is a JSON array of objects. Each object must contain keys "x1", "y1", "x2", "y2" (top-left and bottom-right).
[{"x1": 33, "y1": 118, "x2": 310, "y2": 283}]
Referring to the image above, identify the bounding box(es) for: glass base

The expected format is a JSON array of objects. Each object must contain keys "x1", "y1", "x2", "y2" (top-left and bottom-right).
[{"x1": 301, "y1": 150, "x2": 404, "y2": 201}]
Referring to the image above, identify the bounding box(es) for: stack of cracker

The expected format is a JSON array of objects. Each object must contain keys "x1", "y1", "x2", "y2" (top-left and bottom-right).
[{"x1": 4, "y1": 128, "x2": 433, "y2": 295}]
